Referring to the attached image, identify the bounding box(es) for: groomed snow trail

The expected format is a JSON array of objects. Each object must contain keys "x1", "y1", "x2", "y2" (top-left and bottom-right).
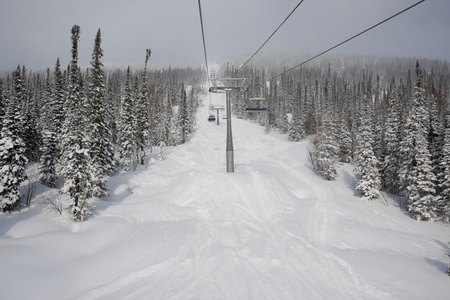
[{"x1": 76, "y1": 93, "x2": 385, "y2": 300}]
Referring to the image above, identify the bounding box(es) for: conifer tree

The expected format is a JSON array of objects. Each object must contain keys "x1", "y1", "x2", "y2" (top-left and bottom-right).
[
  {"x1": 120, "y1": 67, "x2": 137, "y2": 170},
  {"x1": 287, "y1": 83, "x2": 305, "y2": 141},
  {"x1": 407, "y1": 126, "x2": 438, "y2": 221},
  {"x1": 382, "y1": 78, "x2": 402, "y2": 193},
  {"x1": 315, "y1": 112, "x2": 339, "y2": 180},
  {"x1": 354, "y1": 97, "x2": 381, "y2": 201},
  {"x1": 158, "y1": 141, "x2": 166, "y2": 161},
  {"x1": 398, "y1": 63, "x2": 437, "y2": 220},
  {"x1": 176, "y1": 84, "x2": 189, "y2": 144},
  {"x1": 39, "y1": 69, "x2": 58, "y2": 187},
  {"x1": 428, "y1": 95, "x2": 443, "y2": 185},
  {"x1": 135, "y1": 50, "x2": 151, "y2": 164},
  {"x1": 155, "y1": 110, "x2": 168, "y2": 146},
  {"x1": 53, "y1": 58, "x2": 65, "y2": 129},
  {"x1": 86, "y1": 28, "x2": 113, "y2": 196},
  {"x1": 39, "y1": 130, "x2": 58, "y2": 187},
  {"x1": 278, "y1": 99, "x2": 289, "y2": 134},
  {"x1": 60, "y1": 25, "x2": 94, "y2": 221},
  {"x1": 0, "y1": 66, "x2": 28, "y2": 212},
  {"x1": 437, "y1": 110, "x2": 450, "y2": 222},
  {"x1": 337, "y1": 117, "x2": 352, "y2": 163},
  {"x1": 21, "y1": 65, "x2": 41, "y2": 162},
  {"x1": 288, "y1": 113, "x2": 304, "y2": 141},
  {"x1": 187, "y1": 87, "x2": 197, "y2": 133}
]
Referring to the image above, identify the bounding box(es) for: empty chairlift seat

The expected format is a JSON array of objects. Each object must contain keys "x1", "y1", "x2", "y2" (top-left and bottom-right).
[{"x1": 245, "y1": 98, "x2": 268, "y2": 112}]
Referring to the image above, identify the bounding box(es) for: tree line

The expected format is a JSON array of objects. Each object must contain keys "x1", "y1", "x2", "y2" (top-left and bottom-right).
[
  {"x1": 0, "y1": 25, "x2": 202, "y2": 220},
  {"x1": 1, "y1": 24, "x2": 449, "y2": 223},
  {"x1": 231, "y1": 56, "x2": 450, "y2": 223}
]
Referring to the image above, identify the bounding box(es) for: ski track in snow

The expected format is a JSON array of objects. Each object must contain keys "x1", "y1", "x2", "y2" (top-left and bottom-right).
[{"x1": 75, "y1": 96, "x2": 386, "y2": 300}]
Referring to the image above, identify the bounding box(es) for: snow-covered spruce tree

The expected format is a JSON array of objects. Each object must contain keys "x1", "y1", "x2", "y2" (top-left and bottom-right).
[
  {"x1": 407, "y1": 126, "x2": 438, "y2": 221},
  {"x1": 382, "y1": 78, "x2": 402, "y2": 193},
  {"x1": 288, "y1": 85, "x2": 305, "y2": 141},
  {"x1": 176, "y1": 84, "x2": 189, "y2": 144},
  {"x1": 39, "y1": 130, "x2": 58, "y2": 188},
  {"x1": 436, "y1": 109, "x2": 450, "y2": 222},
  {"x1": 60, "y1": 25, "x2": 94, "y2": 221},
  {"x1": 187, "y1": 87, "x2": 197, "y2": 133},
  {"x1": 21, "y1": 66, "x2": 41, "y2": 162},
  {"x1": 398, "y1": 63, "x2": 437, "y2": 220},
  {"x1": 0, "y1": 66, "x2": 28, "y2": 212},
  {"x1": 169, "y1": 127, "x2": 181, "y2": 146},
  {"x1": 154, "y1": 109, "x2": 168, "y2": 146},
  {"x1": 315, "y1": 112, "x2": 339, "y2": 180},
  {"x1": 105, "y1": 75, "x2": 120, "y2": 146},
  {"x1": 158, "y1": 141, "x2": 166, "y2": 161},
  {"x1": 278, "y1": 99, "x2": 289, "y2": 134},
  {"x1": 153, "y1": 91, "x2": 172, "y2": 146},
  {"x1": 119, "y1": 67, "x2": 137, "y2": 171},
  {"x1": 288, "y1": 113, "x2": 304, "y2": 141},
  {"x1": 397, "y1": 66, "x2": 425, "y2": 200},
  {"x1": 135, "y1": 50, "x2": 151, "y2": 164},
  {"x1": 164, "y1": 89, "x2": 174, "y2": 143},
  {"x1": 428, "y1": 94, "x2": 443, "y2": 189},
  {"x1": 39, "y1": 58, "x2": 65, "y2": 184},
  {"x1": 337, "y1": 117, "x2": 352, "y2": 163},
  {"x1": 86, "y1": 28, "x2": 114, "y2": 197},
  {"x1": 38, "y1": 69, "x2": 58, "y2": 187},
  {"x1": 398, "y1": 113, "x2": 418, "y2": 201},
  {"x1": 53, "y1": 58, "x2": 66, "y2": 139},
  {"x1": 354, "y1": 97, "x2": 381, "y2": 201}
]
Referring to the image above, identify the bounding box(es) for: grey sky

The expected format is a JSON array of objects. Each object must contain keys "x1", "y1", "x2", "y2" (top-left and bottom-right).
[{"x1": 0, "y1": 0, "x2": 449, "y2": 72}]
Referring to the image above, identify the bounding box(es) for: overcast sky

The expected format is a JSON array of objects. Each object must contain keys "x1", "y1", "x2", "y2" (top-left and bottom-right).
[{"x1": 0, "y1": 0, "x2": 449, "y2": 72}]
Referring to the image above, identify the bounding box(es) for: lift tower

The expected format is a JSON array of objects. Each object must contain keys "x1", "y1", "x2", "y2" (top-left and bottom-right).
[{"x1": 209, "y1": 77, "x2": 246, "y2": 173}]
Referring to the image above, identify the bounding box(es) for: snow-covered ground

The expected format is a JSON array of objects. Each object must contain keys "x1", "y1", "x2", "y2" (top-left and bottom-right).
[{"x1": 1, "y1": 90, "x2": 450, "y2": 300}]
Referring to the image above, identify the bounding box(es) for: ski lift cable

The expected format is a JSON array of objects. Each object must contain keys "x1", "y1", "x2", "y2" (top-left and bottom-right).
[
  {"x1": 238, "y1": 0, "x2": 306, "y2": 72},
  {"x1": 198, "y1": 0, "x2": 210, "y2": 84},
  {"x1": 197, "y1": 0, "x2": 213, "y2": 105},
  {"x1": 267, "y1": 0, "x2": 426, "y2": 82}
]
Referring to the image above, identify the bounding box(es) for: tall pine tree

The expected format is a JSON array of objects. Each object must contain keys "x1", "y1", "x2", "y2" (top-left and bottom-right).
[
  {"x1": 0, "y1": 65, "x2": 28, "y2": 212},
  {"x1": 60, "y1": 25, "x2": 94, "y2": 221},
  {"x1": 86, "y1": 28, "x2": 114, "y2": 196},
  {"x1": 39, "y1": 68, "x2": 58, "y2": 187},
  {"x1": 176, "y1": 84, "x2": 189, "y2": 144},
  {"x1": 398, "y1": 63, "x2": 437, "y2": 220},
  {"x1": 315, "y1": 111, "x2": 339, "y2": 180},
  {"x1": 120, "y1": 67, "x2": 137, "y2": 171},
  {"x1": 437, "y1": 108, "x2": 450, "y2": 222},
  {"x1": 354, "y1": 96, "x2": 380, "y2": 201},
  {"x1": 382, "y1": 78, "x2": 402, "y2": 193}
]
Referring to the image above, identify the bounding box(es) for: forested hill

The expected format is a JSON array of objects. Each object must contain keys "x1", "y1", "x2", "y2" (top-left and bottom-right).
[
  {"x1": 0, "y1": 22, "x2": 449, "y2": 223},
  {"x1": 1, "y1": 44, "x2": 450, "y2": 223}
]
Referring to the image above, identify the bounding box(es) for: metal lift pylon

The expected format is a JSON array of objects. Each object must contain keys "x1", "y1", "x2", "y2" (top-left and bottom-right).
[
  {"x1": 209, "y1": 77, "x2": 247, "y2": 173},
  {"x1": 209, "y1": 104, "x2": 224, "y2": 125}
]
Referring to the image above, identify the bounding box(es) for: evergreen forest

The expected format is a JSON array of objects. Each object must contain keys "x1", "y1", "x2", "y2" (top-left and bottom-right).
[{"x1": 1, "y1": 25, "x2": 449, "y2": 224}]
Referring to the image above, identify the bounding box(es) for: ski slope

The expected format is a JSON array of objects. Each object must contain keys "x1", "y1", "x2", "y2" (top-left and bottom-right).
[{"x1": 1, "y1": 90, "x2": 450, "y2": 299}]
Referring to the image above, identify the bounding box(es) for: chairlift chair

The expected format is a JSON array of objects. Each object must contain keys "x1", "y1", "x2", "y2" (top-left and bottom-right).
[{"x1": 245, "y1": 97, "x2": 268, "y2": 112}]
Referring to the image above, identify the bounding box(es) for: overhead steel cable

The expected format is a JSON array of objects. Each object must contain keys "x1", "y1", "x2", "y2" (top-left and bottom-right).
[
  {"x1": 268, "y1": 0, "x2": 426, "y2": 82},
  {"x1": 238, "y1": 0, "x2": 306, "y2": 72},
  {"x1": 197, "y1": 0, "x2": 210, "y2": 82}
]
